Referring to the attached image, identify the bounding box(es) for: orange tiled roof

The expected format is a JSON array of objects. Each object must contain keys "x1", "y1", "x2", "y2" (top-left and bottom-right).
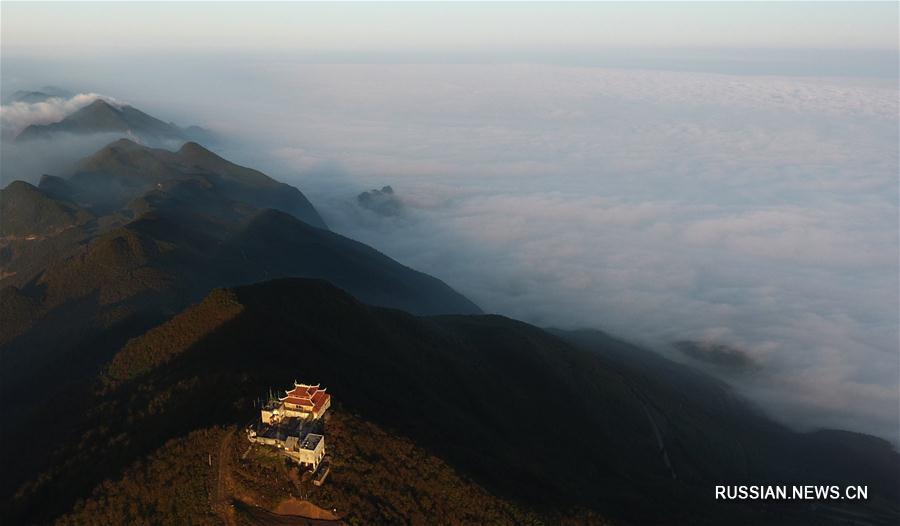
[{"x1": 280, "y1": 382, "x2": 330, "y2": 413}]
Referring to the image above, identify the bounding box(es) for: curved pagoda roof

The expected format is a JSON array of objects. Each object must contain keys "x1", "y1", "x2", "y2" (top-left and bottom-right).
[{"x1": 279, "y1": 381, "x2": 330, "y2": 412}]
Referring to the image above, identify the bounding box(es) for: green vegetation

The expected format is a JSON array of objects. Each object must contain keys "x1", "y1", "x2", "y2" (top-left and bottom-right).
[
  {"x1": 312, "y1": 409, "x2": 548, "y2": 525},
  {"x1": 54, "y1": 409, "x2": 596, "y2": 525},
  {"x1": 58, "y1": 428, "x2": 224, "y2": 526},
  {"x1": 0, "y1": 180, "x2": 93, "y2": 237},
  {"x1": 107, "y1": 289, "x2": 244, "y2": 382}
]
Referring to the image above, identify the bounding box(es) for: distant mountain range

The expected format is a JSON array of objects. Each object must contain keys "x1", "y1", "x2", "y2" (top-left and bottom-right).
[
  {"x1": 0, "y1": 137, "x2": 483, "y2": 525},
  {"x1": 2, "y1": 85, "x2": 73, "y2": 104},
  {"x1": 1, "y1": 136, "x2": 479, "y2": 369},
  {"x1": 14, "y1": 98, "x2": 214, "y2": 145},
  {"x1": 1, "y1": 105, "x2": 897, "y2": 524}
]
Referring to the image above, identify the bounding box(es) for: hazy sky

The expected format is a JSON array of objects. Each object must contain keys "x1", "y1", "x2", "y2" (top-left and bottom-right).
[
  {"x1": 3, "y1": 2, "x2": 898, "y2": 54},
  {"x1": 1, "y1": 2, "x2": 898, "y2": 442}
]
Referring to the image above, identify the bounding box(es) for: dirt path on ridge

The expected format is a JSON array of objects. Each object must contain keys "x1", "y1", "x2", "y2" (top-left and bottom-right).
[
  {"x1": 213, "y1": 428, "x2": 237, "y2": 526},
  {"x1": 212, "y1": 428, "x2": 346, "y2": 525}
]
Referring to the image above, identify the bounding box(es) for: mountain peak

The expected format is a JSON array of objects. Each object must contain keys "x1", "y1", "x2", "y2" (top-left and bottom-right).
[
  {"x1": 0, "y1": 179, "x2": 93, "y2": 236},
  {"x1": 2, "y1": 179, "x2": 41, "y2": 196},
  {"x1": 106, "y1": 137, "x2": 143, "y2": 149},
  {"x1": 76, "y1": 98, "x2": 122, "y2": 117},
  {"x1": 85, "y1": 98, "x2": 116, "y2": 109},
  {"x1": 66, "y1": 140, "x2": 329, "y2": 230},
  {"x1": 73, "y1": 138, "x2": 155, "y2": 178},
  {"x1": 177, "y1": 141, "x2": 219, "y2": 161},
  {"x1": 93, "y1": 138, "x2": 147, "y2": 157},
  {"x1": 14, "y1": 98, "x2": 191, "y2": 144}
]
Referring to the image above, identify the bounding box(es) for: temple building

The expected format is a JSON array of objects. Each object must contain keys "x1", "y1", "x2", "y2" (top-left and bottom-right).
[
  {"x1": 282, "y1": 382, "x2": 332, "y2": 420},
  {"x1": 261, "y1": 382, "x2": 331, "y2": 424},
  {"x1": 248, "y1": 380, "x2": 332, "y2": 475}
]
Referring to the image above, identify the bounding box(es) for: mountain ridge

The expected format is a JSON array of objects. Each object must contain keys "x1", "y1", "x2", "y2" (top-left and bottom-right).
[
  {"x1": 65, "y1": 138, "x2": 328, "y2": 227},
  {"x1": 0, "y1": 140, "x2": 482, "y2": 500},
  {"x1": 15, "y1": 99, "x2": 210, "y2": 145},
  {"x1": 5, "y1": 277, "x2": 895, "y2": 525}
]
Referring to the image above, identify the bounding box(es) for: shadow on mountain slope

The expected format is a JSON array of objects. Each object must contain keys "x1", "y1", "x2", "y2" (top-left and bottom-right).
[{"x1": 5, "y1": 279, "x2": 896, "y2": 525}]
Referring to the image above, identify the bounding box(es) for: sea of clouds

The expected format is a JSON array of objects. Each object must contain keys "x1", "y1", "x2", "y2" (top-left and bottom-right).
[
  {"x1": 2, "y1": 62, "x2": 897, "y2": 442},
  {"x1": 247, "y1": 64, "x2": 898, "y2": 441}
]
